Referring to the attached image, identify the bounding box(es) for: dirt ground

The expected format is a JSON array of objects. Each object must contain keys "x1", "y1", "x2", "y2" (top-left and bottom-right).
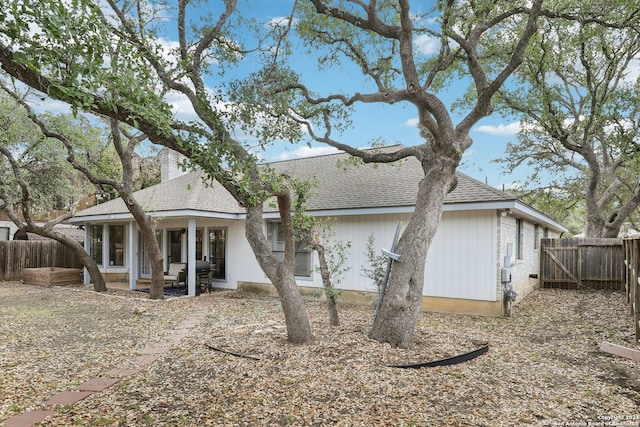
[{"x1": 0, "y1": 281, "x2": 639, "y2": 426}]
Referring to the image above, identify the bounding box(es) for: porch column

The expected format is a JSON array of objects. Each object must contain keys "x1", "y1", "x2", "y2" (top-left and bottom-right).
[
  {"x1": 83, "y1": 225, "x2": 90, "y2": 285},
  {"x1": 128, "y1": 220, "x2": 137, "y2": 290},
  {"x1": 187, "y1": 217, "x2": 196, "y2": 296}
]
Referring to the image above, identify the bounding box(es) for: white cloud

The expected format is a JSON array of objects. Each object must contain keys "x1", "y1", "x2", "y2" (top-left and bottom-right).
[
  {"x1": 268, "y1": 16, "x2": 297, "y2": 28},
  {"x1": 495, "y1": 182, "x2": 521, "y2": 191},
  {"x1": 269, "y1": 146, "x2": 341, "y2": 162},
  {"x1": 474, "y1": 122, "x2": 521, "y2": 136},
  {"x1": 405, "y1": 117, "x2": 419, "y2": 127},
  {"x1": 414, "y1": 34, "x2": 440, "y2": 55}
]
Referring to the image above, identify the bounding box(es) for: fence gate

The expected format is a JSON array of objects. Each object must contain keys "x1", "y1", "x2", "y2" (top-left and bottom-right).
[{"x1": 540, "y1": 238, "x2": 625, "y2": 291}]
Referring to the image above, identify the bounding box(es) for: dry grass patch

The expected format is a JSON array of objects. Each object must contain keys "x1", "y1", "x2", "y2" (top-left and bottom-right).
[{"x1": 1, "y1": 282, "x2": 638, "y2": 426}]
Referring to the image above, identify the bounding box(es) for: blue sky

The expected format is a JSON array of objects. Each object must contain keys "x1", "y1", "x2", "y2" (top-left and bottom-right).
[
  {"x1": 224, "y1": 1, "x2": 527, "y2": 190},
  {"x1": 30, "y1": 0, "x2": 528, "y2": 190}
]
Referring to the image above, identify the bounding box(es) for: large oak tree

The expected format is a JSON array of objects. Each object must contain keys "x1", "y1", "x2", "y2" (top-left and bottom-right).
[
  {"x1": 0, "y1": 0, "x2": 314, "y2": 342},
  {"x1": 248, "y1": 0, "x2": 545, "y2": 348},
  {"x1": 496, "y1": 3, "x2": 640, "y2": 238},
  {"x1": 0, "y1": 90, "x2": 107, "y2": 291}
]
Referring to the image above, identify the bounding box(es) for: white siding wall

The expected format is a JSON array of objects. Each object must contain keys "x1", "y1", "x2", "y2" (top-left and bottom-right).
[
  {"x1": 0, "y1": 221, "x2": 16, "y2": 240},
  {"x1": 424, "y1": 210, "x2": 498, "y2": 301},
  {"x1": 288, "y1": 210, "x2": 498, "y2": 301},
  {"x1": 151, "y1": 210, "x2": 549, "y2": 304},
  {"x1": 303, "y1": 213, "x2": 413, "y2": 293}
]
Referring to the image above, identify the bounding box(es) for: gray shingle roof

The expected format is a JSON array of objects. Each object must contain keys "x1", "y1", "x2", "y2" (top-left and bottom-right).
[
  {"x1": 73, "y1": 149, "x2": 515, "y2": 218},
  {"x1": 267, "y1": 152, "x2": 514, "y2": 212}
]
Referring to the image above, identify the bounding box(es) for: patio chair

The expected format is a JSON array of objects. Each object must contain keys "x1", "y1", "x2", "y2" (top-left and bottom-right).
[{"x1": 164, "y1": 262, "x2": 186, "y2": 287}]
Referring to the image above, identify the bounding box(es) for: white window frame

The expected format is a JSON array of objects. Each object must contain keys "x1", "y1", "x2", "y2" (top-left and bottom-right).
[{"x1": 267, "y1": 221, "x2": 312, "y2": 278}]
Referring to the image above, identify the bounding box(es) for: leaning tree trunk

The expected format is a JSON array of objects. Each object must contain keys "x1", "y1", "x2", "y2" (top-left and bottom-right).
[
  {"x1": 108, "y1": 117, "x2": 167, "y2": 300},
  {"x1": 74, "y1": 244, "x2": 107, "y2": 292},
  {"x1": 245, "y1": 204, "x2": 313, "y2": 344},
  {"x1": 369, "y1": 159, "x2": 458, "y2": 348},
  {"x1": 25, "y1": 224, "x2": 107, "y2": 292},
  {"x1": 314, "y1": 242, "x2": 340, "y2": 327}
]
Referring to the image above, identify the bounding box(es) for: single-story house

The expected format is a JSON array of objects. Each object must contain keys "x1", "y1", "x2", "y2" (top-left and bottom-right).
[{"x1": 70, "y1": 147, "x2": 567, "y2": 315}]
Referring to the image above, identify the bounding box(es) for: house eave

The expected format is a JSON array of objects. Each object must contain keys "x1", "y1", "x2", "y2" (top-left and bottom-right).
[
  {"x1": 70, "y1": 200, "x2": 567, "y2": 233},
  {"x1": 70, "y1": 209, "x2": 244, "y2": 224}
]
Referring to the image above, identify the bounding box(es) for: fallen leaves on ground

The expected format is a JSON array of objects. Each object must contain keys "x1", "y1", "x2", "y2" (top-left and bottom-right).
[{"x1": 0, "y1": 282, "x2": 638, "y2": 426}]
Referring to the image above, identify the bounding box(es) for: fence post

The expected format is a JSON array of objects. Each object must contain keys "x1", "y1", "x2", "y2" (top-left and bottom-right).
[
  {"x1": 539, "y1": 239, "x2": 546, "y2": 289},
  {"x1": 634, "y1": 240, "x2": 640, "y2": 340}
]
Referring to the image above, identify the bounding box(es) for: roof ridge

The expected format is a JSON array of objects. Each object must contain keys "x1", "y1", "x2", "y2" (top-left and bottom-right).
[{"x1": 263, "y1": 144, "x2": 406, "y2": 166}]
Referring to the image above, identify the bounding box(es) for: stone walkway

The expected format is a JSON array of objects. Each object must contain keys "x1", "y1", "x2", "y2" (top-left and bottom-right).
[{"x1": 2, "y1": 299, "x2": 209, "y2": 427}]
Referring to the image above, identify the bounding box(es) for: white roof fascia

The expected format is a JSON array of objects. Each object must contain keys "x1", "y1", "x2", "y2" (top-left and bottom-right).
[
  {"x1": 70, "y1": 201, "x2": 567, "y2": 233},
  {"x1": 70, "y1": 210, "x2": 243, "y2": 223},
  {"x1": 441, "y1": 201, "x2": 516, "y2": 212},
  {"x1": 149, "y1": 210, "x2": 243, "y2": 220},
  {"x1": 69, "y1": 213, "x2": 134, "y2": 223},
  {"x1": 262, "y1": 205, "x2": 418, "y2": 219},
  {"x1": 510, "y1": 201, "x2": 568, "y2": 233}
]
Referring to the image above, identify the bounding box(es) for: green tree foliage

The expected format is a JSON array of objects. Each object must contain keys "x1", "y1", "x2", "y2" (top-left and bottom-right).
[
  {"x1": 239, "y1": 0, "x2": 545, "y2": 348},
  {"x1": 495, "y1": 1, "x2": 640, "y2": 237},
  {"x1": 0, "y1": 92, "x2": 89, "y2": 218},
  {"x1": 0, "y1": 0, "x2": 314, "y2": 341},
  {"x1": 0, "y1": 90, "x2": 107, "y2": 290}
]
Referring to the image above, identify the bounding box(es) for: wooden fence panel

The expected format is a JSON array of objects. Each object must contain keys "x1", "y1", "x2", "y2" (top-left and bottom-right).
[
  {"x1": 622, "y1": 239, "x2": 640, "y2": 341},
  {"x1": 540, "y1": 238, "x2": 625, "y2": 291},
  {"x1": 0, "y1": 241, "x2": 82, "y2": 281}
]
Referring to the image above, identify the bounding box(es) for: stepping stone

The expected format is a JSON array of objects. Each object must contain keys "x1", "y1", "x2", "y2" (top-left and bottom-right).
[
  {"x1": 130, "y1": 354, "x2": 161, "y2": 366},
  {"x1": 2, "y1": 410, "x2": 57, "y2": 427},
  {"x1": 136, "y1": 346, "x2": 169, "y2": 355},
  {"x1": 104, "y1": 367, "x2": 143, "y2": 377},
  {"x1": 42, "y1": 391, "x2": 93, "y2": 406},
  {"x1": 74, "y1": 377, "x2": 120, "y2": 392}
]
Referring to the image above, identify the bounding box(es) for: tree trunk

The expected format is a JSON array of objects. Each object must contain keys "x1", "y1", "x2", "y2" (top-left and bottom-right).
[
  {"x1": 274, "y1": 265, "x2": 316, "y2": 343},
  {"x1": 314, "y1": 242, "x2": 340, "y2": 327},
  {"x1": 369, "y1": 160, "x2": 458, "y2": 348},
  {"x1": 110, "y1": 120, "x2": 166, "y2": 299},
  {"x1": 126, "y1": 198, "x2": 164, "y2": 299},
  {"x1": 75, "y1": 245, "x2": 107, "y2": 292},
  {"x1": 245, "y1": 204, "x2": 313, "y2": 344},
  {"x1": 26, "y1": 225, "x2": 107, "y2": 292},
  {"x1": 136, "y1": 212, "x2": 165, "y2": 300}
]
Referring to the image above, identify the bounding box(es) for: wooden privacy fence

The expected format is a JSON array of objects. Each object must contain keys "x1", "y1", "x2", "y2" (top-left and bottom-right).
[
  {"x1": 539, "y1": 238, "x2": 625, "y2": 291},
  {"x1": 0, "y1": 240, "x2": 82, "y2": 281},
  {"x1": 622, "y1": 239, "x2": 640, "y2": 341}
]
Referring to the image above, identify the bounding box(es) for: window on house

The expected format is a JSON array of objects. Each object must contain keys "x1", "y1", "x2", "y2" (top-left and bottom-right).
[
  {"x1": 515, "y1": 218, "x2": 523, "y2": 260},
  {"x1": 0, "y1": 227, "x2": 9, "y2": 241},
  {"x1": 196, "y1": 229, "x2": 203, "y2": 261},
  {"x1": 267, "y1": 221, "x2": 311, "y2": 277},
  {"x1": 109, "y1": 225, "x2": 125, "y2": 266},
  {"x1": 140, "y1": 230, "x2": 162, "y2": 276},
  {"x1": 534, "y1": 224, "x2": 539, "y2": 250},
  {"x1": 168, "y1": 229, "x2": 183, "y2": 264},
  {"x1": 89, "y1": 225, "x2": 103, "y2": 265},
  {"x1": 209, "y1": 228, "x2": 226, "y2": 280}
]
